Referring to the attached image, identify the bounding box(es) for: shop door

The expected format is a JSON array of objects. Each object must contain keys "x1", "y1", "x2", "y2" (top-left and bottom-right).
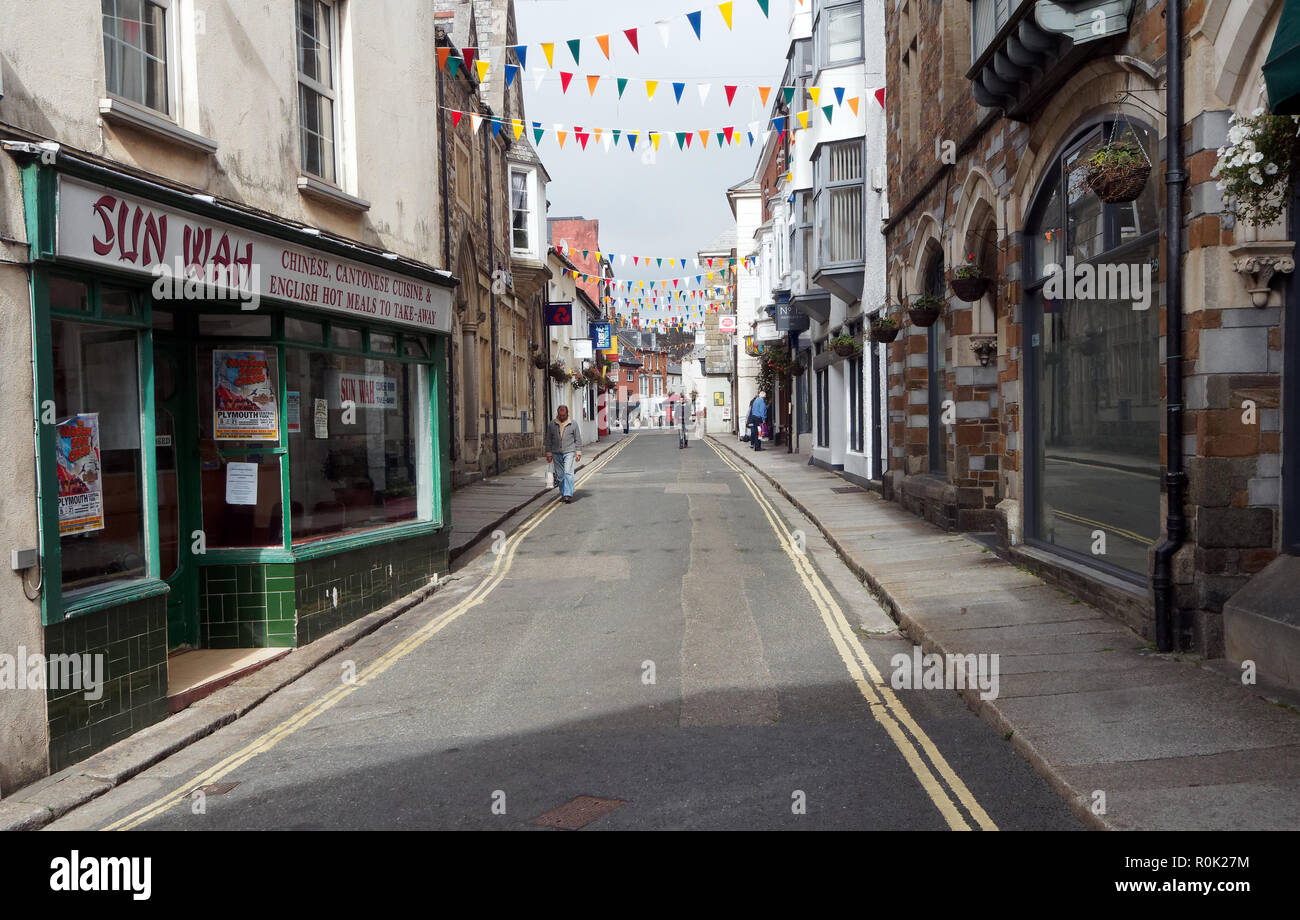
[{"x1": 154, "y1": 342, "x2": 201, "y2": 650}]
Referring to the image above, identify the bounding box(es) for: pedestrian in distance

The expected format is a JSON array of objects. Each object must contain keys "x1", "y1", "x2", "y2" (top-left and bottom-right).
[
  {"x1": 545, "y1": 405, "x2": 583, "y2": 504},
  {"x1": 748, "y1": 390, "x2": 768, "y2": 451},
  {"x1": 679, "y1": 395, "x2": 690, "y2": 449}
]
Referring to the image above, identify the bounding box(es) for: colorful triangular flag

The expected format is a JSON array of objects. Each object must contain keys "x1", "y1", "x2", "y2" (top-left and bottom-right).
[
  {"x1": 808, "y1": 86, "x2": 821, "y2": 105},
  {"x1": 724, "y1": 85, "x2": 738, "y2": 106},
  {"x1": 475, "y1": 59, "x2": 490, "y2": 82},
  {"x1": 504, "y1": 64, "x2": 518, "y2": 88},
  {"x1": 587, "y1": 74, "x2": 600, "y2": 95},
  {"x1": 758, "y1": 85, "x2": 771, "y2": 107},
  {"x1": 646, "y1": 80, "x2": 659, "y2": 99},
  {"x1": 512, "y1": 45, "x2": 527, "y2": 69},
  {"x1": 848, "y1": 96, "x2": 860, "y2": 116},
  {"x1": 834, "y1": 87, "x2": 845, "y2": 106},
  {"x1": 719, "y1": 2, "x2": 733, "y2": 29},
  {"x1": 822, "y1": 104, "x2": 834, "y2": 123},
  {"x1": 617, "y1": 77, "x2": 629, "y2": 98},
  {"x1": 463, "y1": 47, "x2": 478, "y2": 71},
  {"x1": 782, "y1": 86, "x2": 795, "y2": 105},
  {"x1": 541, "y1": 42, "x2": 555, "y2": 67},
  {"x1": 673, "y1": 82, "x2": 686, "y2": 103},
  {"x1": 567, "y1": 38, "x2": 581, "y2": 65},
  {"x1": 874, "y1": 87, "x2": 886, "y2": 107},
  {"x1": 687, "y1": 10, "x2": 703, "y2": 39},
  {"x1": 437, "y1": 48, "x2": 451, "y2": 71},
  {"x1": 560, "y1": 71, "x2": 574, "y2": 93},
  {"x1": 757, "y1": 0, "x2": 770, "y2": 16},
  {"x1": 596, "y1": 34, "x2": 610, "y2": 59},
  {"x1": 657, "y1": 19, "x2": 671, "y2": 48},
  {"x1": 624, "y1": 28, "x2": 640, "y2": 53}
]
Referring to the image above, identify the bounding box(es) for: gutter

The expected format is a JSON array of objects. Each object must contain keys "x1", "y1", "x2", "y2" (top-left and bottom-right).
[
  {"x1": 485, "y1": 126, "x2": 501, "y2": 476},
  {"x1": 1153, "y1": 0, "x2": 1187, "y2": 652}
]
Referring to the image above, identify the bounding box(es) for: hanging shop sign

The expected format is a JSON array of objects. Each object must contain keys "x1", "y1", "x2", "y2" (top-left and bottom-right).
[
  {"x1": 718, "y1": 315, "x2": 737, "y2": 333},
  {"x1": 213, "y1": 350, "x2": 279, "y2": 441},
  {"x1": 775, "y1": 301, "x2": 809, "y2": 333},
  {"x1": 592, "y1": 322, "x2": 613, "y2": 349},
  {"x1": 545, "y1": 301, "x2": 574, "y2": 326},
  {"x1": 56, "y1": 413, "x2": 104, "y2": 537},
  {"x1": 329, "y1": 371, "x2": 398, "y2": 410},
  {"x1": 55, "y1": 176, "x2": 452, "y2": 334}
]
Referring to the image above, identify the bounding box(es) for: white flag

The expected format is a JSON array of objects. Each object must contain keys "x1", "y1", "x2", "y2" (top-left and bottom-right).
[
  {"x1": 470, "y1": 113, "x2": 483, "y2": 134},
  {"x1": 532, "y1": 67, "x2": 547, "y2": 91},
  {"x1": 698, "y1": 83, "x2": 711, "y2": 106},
  {"x1": 657, "y1": 18, "x2": 671, "y2": 48}
]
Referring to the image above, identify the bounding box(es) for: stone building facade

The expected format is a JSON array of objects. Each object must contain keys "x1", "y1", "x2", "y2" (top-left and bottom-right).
[{"x1": 883, "y1": 0, "x2": 1300, "y2": 677}]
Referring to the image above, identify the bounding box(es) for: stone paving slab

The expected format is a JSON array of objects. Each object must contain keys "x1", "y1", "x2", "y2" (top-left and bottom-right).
[{"x1": 710, "y1": 436, "x2": 1300, "y2": 830}]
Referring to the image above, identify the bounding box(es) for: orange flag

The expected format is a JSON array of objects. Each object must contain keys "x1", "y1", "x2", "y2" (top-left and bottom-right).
[
  {"x1": 848, "y1": 96, "x2": 860, "y2": 116},
  {"x1": 557, "y1": 130, "x2": 568, "y2": 148},
  {"x1": 437, "y1": 48, "x2": 451, "y2": 70},
  {"x1": 587, "y1": 74, "x2": 601, "y2": 95},
  {"x1": 758, "y1": 86, "x2": 771, "y2": 106},
  {"x1": 596, "y1": 34, "x2": 611, "y2": 59},
  {"x1": 699, "y1": 129, "x2": 710, "y2": 147}
]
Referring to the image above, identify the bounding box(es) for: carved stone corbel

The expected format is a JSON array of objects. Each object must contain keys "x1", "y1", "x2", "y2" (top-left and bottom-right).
[{"x1": 1230, "y1": 241, "x2": 1295, "y2": 308}]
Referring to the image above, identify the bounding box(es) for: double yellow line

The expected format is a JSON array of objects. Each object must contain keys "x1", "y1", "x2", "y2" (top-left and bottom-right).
[
  {"x1": 106, "y1": 436, "x2": 637, "y2": 831},
  {"x1": 705, "y1": 439, "x2": 998, "y2": 831}
]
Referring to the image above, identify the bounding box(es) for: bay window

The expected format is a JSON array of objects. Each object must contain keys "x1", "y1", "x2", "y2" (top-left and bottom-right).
[
  {"x1": 814, "y1": 141, "x2": 864, "y2": 267},
  {"x1": 511, "y1": 169, "x2": 533, "y2": 253}
]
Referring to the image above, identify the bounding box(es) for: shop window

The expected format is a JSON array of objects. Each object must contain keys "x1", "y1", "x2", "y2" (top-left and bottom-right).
[
  {"x1": 197, "y1": 345, "x2": 283, "y2": 548},
  {"x1": 403, "y1": 338, "x2": 428, "y2": 358},
  {"x1": 286, "y1": 349, "x2": 429, "y2": 542},
  {"x1": 52, "y1": 320, "x2": 146, "y2": 592},
  {"x1": 370, "y1": 331, "x2": 398, "y2": 354},
  {"x1": 49, "y1": 277, "x2": 90, "y2": 312},
  {"x1": 102, "y1": 0, "x2": 171, "y2": 114},
  {"x1": 296, "y1": 0, "x2": 339, "y2": 183},
  {"x1": 199, "y1": 314, "x2": 273, "y2": 337},
  {"x1": 100, "y1": 286, "x2": 137, "y2": 316},
  {"x1": 332, "y1": 325, "x2": 363, "y2": 350},
  {"x1": 924, "y1": 254, "x2": 949, "y2": 475},
  {"x1": 286, "y1": 317, "x2": 324, "y2": 343},
  {"x1": 1026, "y1": 119, "x2": 1161, "y2": 578}
]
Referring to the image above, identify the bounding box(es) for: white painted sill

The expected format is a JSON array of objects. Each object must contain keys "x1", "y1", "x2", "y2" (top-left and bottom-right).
[
  {"x1": 297, "y1": 174, "x2": 371, "y2": 212},
  {"x1": 99, "y1": 96, "x2": 217, "y2": 154}
]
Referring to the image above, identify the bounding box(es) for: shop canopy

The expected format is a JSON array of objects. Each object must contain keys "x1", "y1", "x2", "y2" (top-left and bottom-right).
[{"x1": 1265, "y1": 0, "x2": 1300, "y2": 115}]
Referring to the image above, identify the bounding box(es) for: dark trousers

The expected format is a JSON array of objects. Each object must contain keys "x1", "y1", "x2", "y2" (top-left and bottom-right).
[{"x1": 748, "y1": 420, "x2": 763, "y2": 449}]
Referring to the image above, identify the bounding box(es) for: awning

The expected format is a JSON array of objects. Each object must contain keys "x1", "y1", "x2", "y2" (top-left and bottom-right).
[{"x1": 1265, "y1": 0, "x2": 1300, "y2": 115}]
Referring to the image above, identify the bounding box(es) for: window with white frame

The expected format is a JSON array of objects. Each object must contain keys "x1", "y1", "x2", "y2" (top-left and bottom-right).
[
  {"x1": 511, "y1": 169, "x2": 532, "y2": 253},
  {"x1": 789, "y1": 191, "x2": 813, "y2": 294},
  {"x1": 639, "y1": 375, "x2": 649, "y2": 397},
  {"x1": 819, "y1": 3, "x2": 864, "y2": 68},
  {"x1": 814, "y1": 141, "x2": 864, "y2": 267},
  {"x1": 102, "y1": 0, "x2": 173, "y2": 113},
  {"x1": 296, "y1": 0, "x2": 339, "y2": 183}
]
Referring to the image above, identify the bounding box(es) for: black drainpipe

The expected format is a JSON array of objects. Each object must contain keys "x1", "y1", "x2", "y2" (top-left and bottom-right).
[
  {"x1": 437, "y1": 39, "x2": 456, "y2": 463},
  {"x1": 485, "y1": 127, "x2": 501, "y2": 476},
  {"x1": 1153, "y1": 0, "x2": 1187, "y2": 653}
]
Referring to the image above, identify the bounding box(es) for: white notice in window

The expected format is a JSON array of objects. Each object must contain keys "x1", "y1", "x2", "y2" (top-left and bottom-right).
[{"x1": 225, "y1": 462, "x2": 259, "y2": 506}]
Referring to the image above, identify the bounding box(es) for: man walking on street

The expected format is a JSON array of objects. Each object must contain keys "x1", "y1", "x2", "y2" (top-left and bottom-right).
[
  {"x1": 545, "y1": 405, "x2": 583, "y2": 504},
  {"x1": 748, "y1": 390, "x2": 768, "y2": 451}
]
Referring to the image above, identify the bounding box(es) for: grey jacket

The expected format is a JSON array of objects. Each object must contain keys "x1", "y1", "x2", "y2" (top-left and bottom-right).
[{"x1": 545, "y1": 419, "x2": 583, "y2": 454}]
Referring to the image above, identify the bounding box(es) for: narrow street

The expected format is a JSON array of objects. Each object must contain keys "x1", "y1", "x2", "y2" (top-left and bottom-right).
[{"x1": 52, "y1": 431, "x2": 1077, "y2": 831}]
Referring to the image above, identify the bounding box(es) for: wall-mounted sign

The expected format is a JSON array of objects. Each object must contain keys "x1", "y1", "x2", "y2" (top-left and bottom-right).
[
  {"x1": 592, "y1": 322, "x2": 612, "y2": 349},
  {"x1": 213, "y1": 350, "x2": 278, "y2": 441},
  {"x1": 56, "y1": 176, "x2": 452, "y2": 334},
  {"x1": 775, "y1": 302, "x2": 810, "y2": 333},
  {"x1": 573, "y1": 339, "x2": 593, "y2": 360},
  {"x1": 719, "y1": 315, "x2": 737, "y2": 333},
  {"x1": 545, "y1": 301, "x2": 573, "y2": 326}
]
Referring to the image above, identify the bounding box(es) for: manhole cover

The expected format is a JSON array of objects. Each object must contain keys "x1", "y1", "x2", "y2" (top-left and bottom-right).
[
  {"x1": 193, "y1": 782, "x2": 239, "y2": 796},
  {"x1": 529, "y1": 796, "x2": 627, "y2": 830},
  {"x1": 831, "y1": 486, "x2": 865, "y2": 494}
]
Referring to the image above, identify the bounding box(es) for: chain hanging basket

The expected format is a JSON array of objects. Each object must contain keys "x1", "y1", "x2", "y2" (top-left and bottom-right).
[
  {"x1": 869, "y1": 315, "x2": 901, "y2": 343},
  {"x1": 950, "y1": 275, "x2": 991, "y2": 302},
  {"x1": 1084, "y1": 114, "x2": 1152, "y2": 204},
  {"x1": 908, "y1": 294, "x2": 944, "y2": 328},
  {"x1": 532, "y1": 354, "x2": 549, "y2": 370}
]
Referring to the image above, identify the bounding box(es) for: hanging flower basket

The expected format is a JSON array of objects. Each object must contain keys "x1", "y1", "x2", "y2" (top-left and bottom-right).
[
  {"x1": 1085, "y1": 141, "x2": 1151, "y2": 204},
  {"x1": 532, "y1": 354, "x2": 549, "y2": 370},
  {"x1": 908, "y1": 294, "x2": 944, "y2": 328},
  {"x1": 830, "y1": 332, "x2": 861, "y2": 357},
  {"x1": 1212, "y1": 109, "x2": 1300, "y2": 228},
  {"x1": 582, "y1": 366, "x2": 602, "y2": 382},
  {"x1": 788, "y1": 361, "x2": 807, "y2": 376},
  {"x1": 571, "y1": 374, "x2": 589, "y2": 389},
  {"x1": 548, "y1": 361, "x2": 569, "y2": 383},
  {"x1": 869, "y1": 314, "x2": 901, "y2": 343},
  {"x1": 950, "y1": 254, "x2": 990, "y2": 302}
]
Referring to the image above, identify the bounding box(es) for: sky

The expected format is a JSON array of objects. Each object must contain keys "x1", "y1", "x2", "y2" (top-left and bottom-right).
[{"x1": 513, "y1": 0, "x2": 792, "y2": 323}]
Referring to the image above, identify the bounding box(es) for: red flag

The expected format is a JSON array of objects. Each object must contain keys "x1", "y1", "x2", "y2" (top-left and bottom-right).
[
  {"x1": 724, "y1": 126, "x2": 734, "y2": 143},
  {"x1": 462, "y1": 47, "x2": 477, "y2": 70},
  {"x1": 452, "y1": 110, "x2": 463, "y2": 128},
  {"x1": 874, "y1": 87, "x2": 886, "y2": 108},
  {"x1": 624, "y1": 28, "x2": 639, "y2": 53},
  {"x1": 560, "y1": 71, "x2": 574, "y2": 93},
  {"x1": 724, "y1": 85, "x2": 738, "y2": 106}
]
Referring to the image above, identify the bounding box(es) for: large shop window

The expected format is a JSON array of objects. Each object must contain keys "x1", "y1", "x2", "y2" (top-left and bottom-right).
[
  {"x1": 1026, "y1": 120, "x2": 1161, "y2": 578},
  {"x1": 52, "y1": 318, "x2": 146, "y2": 592},
  {"x1": 285, "y1": 348, "x2": 430, "y2": 542}
]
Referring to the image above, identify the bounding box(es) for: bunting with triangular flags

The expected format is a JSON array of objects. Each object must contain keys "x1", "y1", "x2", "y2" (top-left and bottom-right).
[{"x1": 596, "y1": 34, "x2": 610, "y2": 59}]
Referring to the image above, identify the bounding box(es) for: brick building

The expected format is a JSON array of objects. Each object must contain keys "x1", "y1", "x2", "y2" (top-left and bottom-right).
[{"x1": 882, "y1": 0, "x2": 1300, "y2": 678}]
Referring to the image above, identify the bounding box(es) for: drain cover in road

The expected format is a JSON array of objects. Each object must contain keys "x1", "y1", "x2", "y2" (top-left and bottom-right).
[
  {"x1": 193, "y1": 782, "x2": 239, "y2": 796},
  {"x1": 530, "y1": 796, "x2": 627, "y2": 830},
  {"x1": 831, "y1": 486, "x2": 865, "y2": 494}
]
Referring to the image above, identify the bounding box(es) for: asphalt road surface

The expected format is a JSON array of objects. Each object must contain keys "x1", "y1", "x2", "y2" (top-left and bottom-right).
[{"x1": 56, "y1": 430, "x2": 1080, "y2": 831}]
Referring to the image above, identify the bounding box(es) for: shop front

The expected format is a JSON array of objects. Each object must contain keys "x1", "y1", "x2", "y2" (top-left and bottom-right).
[{"x1": 18, "y1": 157, "x2": 456, "y2": 770}]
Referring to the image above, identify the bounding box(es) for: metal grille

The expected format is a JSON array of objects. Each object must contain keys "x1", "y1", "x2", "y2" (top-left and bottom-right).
[{"x1": 530, "y1": 796, "x2": 627, "y2": 830}]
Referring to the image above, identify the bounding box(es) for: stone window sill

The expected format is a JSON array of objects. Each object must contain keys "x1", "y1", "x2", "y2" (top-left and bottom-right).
[
  {"x1": 297, "y1": 175, "x2": 371, "y2": 212},
  {"x1": 99, "y1": 96, "x2": 217, "y2": 154}
]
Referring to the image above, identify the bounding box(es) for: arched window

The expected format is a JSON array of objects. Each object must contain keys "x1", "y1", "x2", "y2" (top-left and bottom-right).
[{"x1": 1024, "y1": 118, "x2": 1161, "y2": 579}]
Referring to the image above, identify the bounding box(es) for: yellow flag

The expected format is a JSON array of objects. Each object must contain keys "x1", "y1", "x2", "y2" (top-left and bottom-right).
[
  {"x1": 542, "y1": 42, "x2": 555, "y2": 67},
  {"x1": 475, "y1": 60, "x2": 490, "y2": 82},
  {"x1": 651, "y1": 132, "x2": 661, "y2": 151},
  {"x1": 808, "y1": 86, "x2": 821, "y2": 105},
  {"x1": 719, "y1": 2, "x2": 733, "y2": 29},
  {"x1": 797, "y1": 110, "x2": 809, "y2": 129},
  {"x1": 646, "y1": 80, "x2": 659, "y2": 99},
  {"x1": 512, "y1": 119, "x2": 524, "y2": 140}
]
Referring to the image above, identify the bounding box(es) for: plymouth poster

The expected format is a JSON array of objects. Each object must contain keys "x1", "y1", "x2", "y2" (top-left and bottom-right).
[
  {"x1": 214, "y1": 350, "x2": 278, "y2": 441},
  {"x1": 57, "y1": 413, "x2": 104, "y2": 537}
]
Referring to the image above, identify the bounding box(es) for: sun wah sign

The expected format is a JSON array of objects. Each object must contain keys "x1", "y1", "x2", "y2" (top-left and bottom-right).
[
  {"x1": 214, "y1": 350, "x2": 279, "y2": 440},
  {"x1": 57, "y1": 413, "x2": 105, "y2": 536},
  {"x1": 330, "y1": 371, "x2": 398, "y2": 410}
]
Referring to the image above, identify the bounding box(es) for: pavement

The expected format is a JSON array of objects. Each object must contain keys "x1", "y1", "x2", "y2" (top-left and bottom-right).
[
  {"x1": 710, "y1": 435, "x2": 1300, "y2": 830},
  {"x1": 15, "y1": 429, "x2": 1083, "y2": 831}
]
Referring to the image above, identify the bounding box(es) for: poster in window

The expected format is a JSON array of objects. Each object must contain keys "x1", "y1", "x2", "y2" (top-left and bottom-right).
[
  {"x1": 57, "y1": 413, "x2": 105, "y2": 536},
  {"x1": 213, "y1": 350, "x2": 278, "y2": 440},
  {"x1": 287, "y1": 391, "x2": 301, "y2": 434}
]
